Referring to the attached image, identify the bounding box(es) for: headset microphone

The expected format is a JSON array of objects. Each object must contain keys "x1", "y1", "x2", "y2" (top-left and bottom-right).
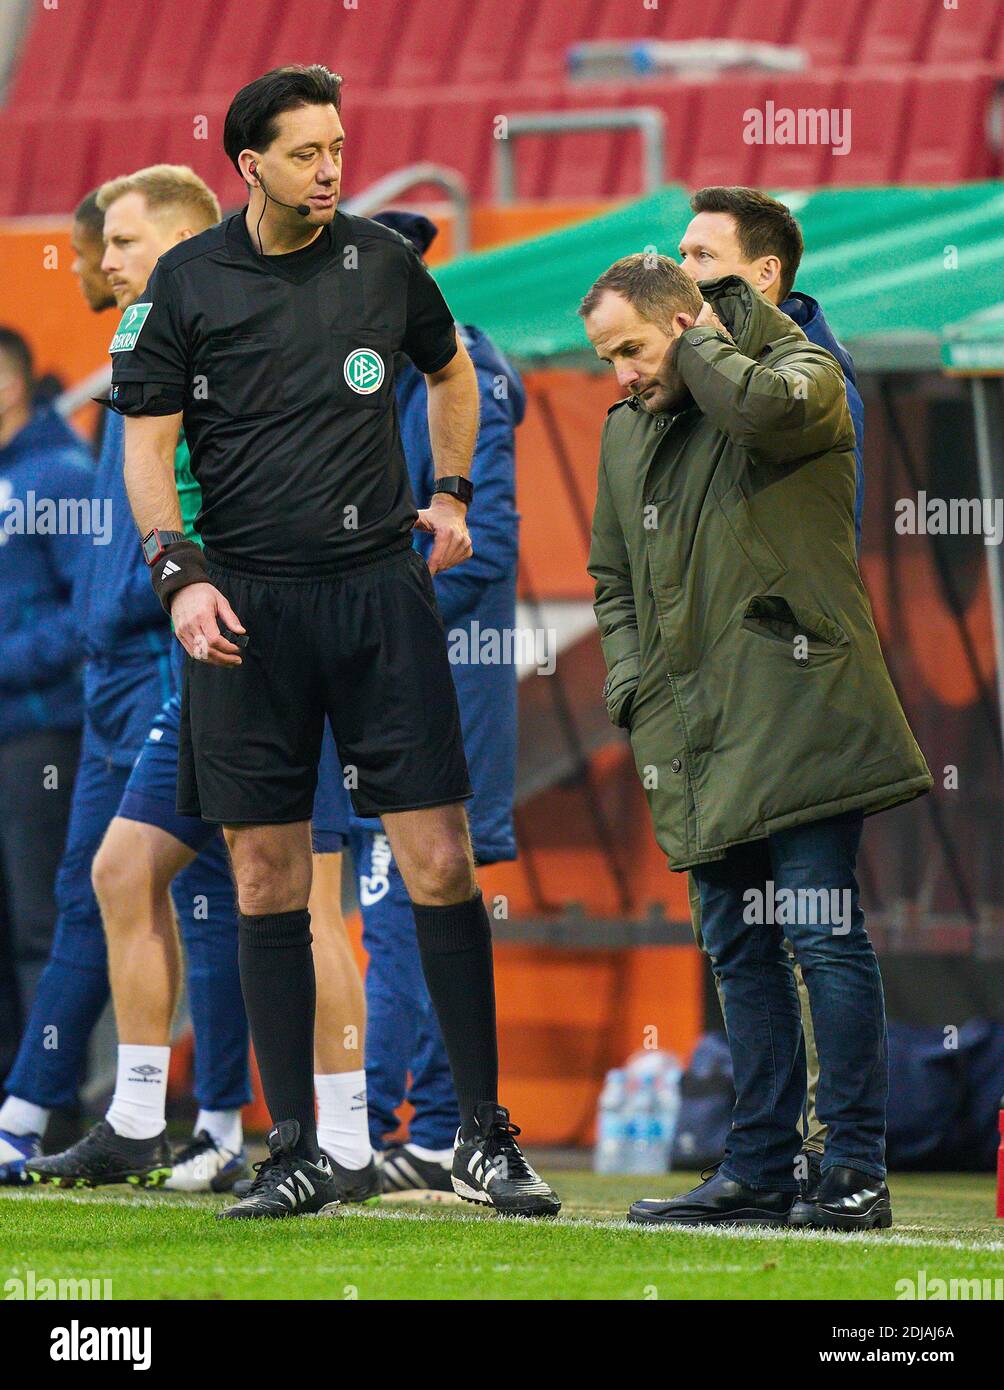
[{"x1": 249, "y1": 163, "x2": 310, "y2": 217}]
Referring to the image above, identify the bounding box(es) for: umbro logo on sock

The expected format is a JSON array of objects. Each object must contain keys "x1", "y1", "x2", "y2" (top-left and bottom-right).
[{"x1": 129, "y1": 1065, "x2": 163, "y2": 1083}]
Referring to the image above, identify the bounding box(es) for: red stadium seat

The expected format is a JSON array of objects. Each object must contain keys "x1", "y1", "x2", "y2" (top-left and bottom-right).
[
  {"x1": 0, "y1": 118, "x2": 31, "y2": 216},
  {"x1": 591, "y1": 0, "x2": 666, "y2": 43},
  {"x1": 387, "y1": 0, "x2": 469, "y2": 89},
  {"x1": 451, "y1": 0, "x2": 536, "y2": 86},
  {"x1": 255, "y1": 3, "x2": 333, "y2": 78},
  {"x1": 788, "y1": 0, "x2": 869, "y2": 69},
  {"x1": 516, "y1": 0, "x2": 607, "y2": 83},
  {"x1": 131, "y1": 0, "x2": 220, "y2": 101},
  {"x1": 756, "y1": 77, "x2": 841, "y2": 191},
  {"x1": 419, "y1": 92, "x2": 501, "y2": 201},
  {"x1": 924, "y1": 0, "x2": 1002, "y2": 64},
  {"x1": 636, "y1": 85, "x2": 698, "y2": 191},
  {"x1": 723, "y1": 0, "x2": 800, "y2": 46},
  {"x1": 686, "y1": 80, "x2": 767, "y2": 191},
  {"x1": 4, "y1": 0, "x2": 94, "y2": 110},
  {"x1": 20, "y1": 114, "x2": 101, "y2": 216},
  {"x1": 659, "y1": 0, "x2": 735, "y2": 43},
  {"x1": 330, "y1": 2, "x2": 406, "y2": 91},
  {"x1": 337, "y1": 94, "x2": 429, "y2": 191},
  {"x1": 898, "y1": 70, "x2": 994, "y2": 183},
  {"x1": 829, "y1": 74, "x2": 909, "y2": 185},
  {"x1": 187, "y1": 0, "x2": 288, "y2": 99},
  {"x1": 73, "y1": 0, "x2": 154, "y2": 106},
  {"x1": 857, "y1": 0, "x2": 939, "y2": 67}
]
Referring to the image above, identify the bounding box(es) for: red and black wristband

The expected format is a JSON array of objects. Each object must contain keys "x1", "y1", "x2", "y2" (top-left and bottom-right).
[{"x1": 142, "y1": 529, "x2": 209, "y2": 613}]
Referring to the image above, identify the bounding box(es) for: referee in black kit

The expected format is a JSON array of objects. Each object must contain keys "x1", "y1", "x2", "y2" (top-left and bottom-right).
[{"x1": 108, "y1": 66, "x2": 559, "y2": 1220}]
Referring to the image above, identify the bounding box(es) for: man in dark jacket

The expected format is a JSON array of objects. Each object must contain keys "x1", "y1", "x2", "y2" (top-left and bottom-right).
[
  {"x1": 678, "y1": 185, "x2": 866, "y2": 1185},
  {"x1": 0, "y1": 328, "x2": 92, "y2": 1081},
  {"x1": 582, "y1": 255, "x2": 931, "y2": 1230},
  {"x1": 679, "y1": 186, "x2": 865, "y2": 548}
]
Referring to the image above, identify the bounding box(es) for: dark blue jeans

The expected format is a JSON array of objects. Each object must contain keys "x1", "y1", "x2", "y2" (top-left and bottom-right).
[{"x1": 693, "y1": 810, "x2": 887, "y2": 1191}]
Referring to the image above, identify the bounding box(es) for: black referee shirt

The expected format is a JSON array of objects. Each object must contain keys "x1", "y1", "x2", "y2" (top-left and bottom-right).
[{"x1": 107, "y1": 210, "x2": 459, "y2": 570}]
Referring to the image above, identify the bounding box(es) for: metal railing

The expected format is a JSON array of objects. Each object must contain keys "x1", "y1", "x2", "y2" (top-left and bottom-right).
[
  {"x1": 495, "y1": 108, "x2": 666, "y2": 203},
  {"x1": 342, "y1": 163, "x2": 471, "y2": 256}
]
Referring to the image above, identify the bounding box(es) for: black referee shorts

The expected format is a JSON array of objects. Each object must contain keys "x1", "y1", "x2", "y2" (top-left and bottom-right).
[{"x1": 177, "y1": 540, "x2": 472, "y2": 825}]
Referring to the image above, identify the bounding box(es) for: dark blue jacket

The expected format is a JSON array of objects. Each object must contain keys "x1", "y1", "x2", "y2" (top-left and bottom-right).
[
  {"x1": 75, "y1": 410, "x2": 173, "y2": 765},
  {"x1": 781, "y1": 292, "x2": 865, "y2": 549},
  {"x1": 352, "y1": 324, "x2": 525, "y2": 864},
  {"x1": 0, "y1": 407, "x2": 93, "y2": 743}
]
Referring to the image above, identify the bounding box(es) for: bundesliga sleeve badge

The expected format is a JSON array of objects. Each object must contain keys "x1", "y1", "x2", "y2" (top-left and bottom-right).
[{"x1": 109, "y1": 302, "x2": 153, "y2": 352}]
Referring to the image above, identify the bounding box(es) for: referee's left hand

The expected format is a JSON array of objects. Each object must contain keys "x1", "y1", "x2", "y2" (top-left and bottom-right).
[{"x1": 414, "y1": 494, "x2": 473, "y2": 575}]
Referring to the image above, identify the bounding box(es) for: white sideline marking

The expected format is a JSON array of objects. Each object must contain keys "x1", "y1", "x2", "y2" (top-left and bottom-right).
[{"x1": 2, "y1": 1191, "x2": 1000, "y2": 1253}]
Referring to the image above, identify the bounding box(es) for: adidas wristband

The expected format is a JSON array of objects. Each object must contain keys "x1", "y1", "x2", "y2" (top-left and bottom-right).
[{"x1": 150, "y1": 541, "x2": 209, "y2": 612}]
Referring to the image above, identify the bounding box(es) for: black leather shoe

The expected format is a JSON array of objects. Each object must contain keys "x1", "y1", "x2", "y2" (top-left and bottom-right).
[
  {"x1": 788, "y1": 1164, "x2": 892, "y2": 1230},
  {"x1": 798, "y1": 1148, "x2": 823, "y2": 1202},
  {"x1": 628, "y1": 1169, "x2": 795, "y2": 1226}
]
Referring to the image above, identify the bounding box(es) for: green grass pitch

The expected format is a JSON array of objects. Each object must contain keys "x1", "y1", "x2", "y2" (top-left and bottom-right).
[{"x1": 2, "y1": 1170, "x2": 1000, "y2": 1301}]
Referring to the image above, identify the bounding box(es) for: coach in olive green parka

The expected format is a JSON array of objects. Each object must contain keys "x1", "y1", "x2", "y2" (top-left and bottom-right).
[{"x1": 587, "y1": 272, "x2": 932, "y2": 872}]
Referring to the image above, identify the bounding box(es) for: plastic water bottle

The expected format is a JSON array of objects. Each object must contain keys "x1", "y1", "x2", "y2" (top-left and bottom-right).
[
  {"x1": 593, "y1": 1068, "x2": 628, "y2": 1173},
  {"x1": 625, "y1": 1073, "x2": 667, "y2": 1175}
]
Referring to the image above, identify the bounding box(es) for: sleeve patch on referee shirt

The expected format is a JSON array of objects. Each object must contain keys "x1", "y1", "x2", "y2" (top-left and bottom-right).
[{"x1": 109, "y1": 302, "x2": 153, "y2": 353}]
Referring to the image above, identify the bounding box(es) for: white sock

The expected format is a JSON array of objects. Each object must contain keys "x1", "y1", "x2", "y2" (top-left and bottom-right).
[
  {"x1": 0, "y1": 1096, "x2": 50, "y2": 1138},
  {"x1": 105, "y1": 1045, "x2": 170, "y2": 1140},
  {"x1": 407, "y1": 1142, "x2": 454, "y2": 1165},
  {"x1": 315, "y1": 1070, "x2": 372, "y2": 1170},
  {"x1": 195, "y1": 1108, "x2": 243, "y2": 1154}
]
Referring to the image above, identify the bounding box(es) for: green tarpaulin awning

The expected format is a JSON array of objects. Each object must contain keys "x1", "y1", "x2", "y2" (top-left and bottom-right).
[{"x1": 435, "y1": 182, "x2": 1004, "y2": 373}]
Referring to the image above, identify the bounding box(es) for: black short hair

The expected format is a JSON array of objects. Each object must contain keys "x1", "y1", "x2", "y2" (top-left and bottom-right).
[
  {"x1": 223, "y1": 65, "x2": 343, "y2": 178},
  {"x1": 0, "y1": 326, "x2": 34, "y2": 393},
  {"x1": 690, "y1": 186, "x2": 804, "y2": 301},
  {"x1": 73, "y1": 189, "x2": 105, "y2": 241}
]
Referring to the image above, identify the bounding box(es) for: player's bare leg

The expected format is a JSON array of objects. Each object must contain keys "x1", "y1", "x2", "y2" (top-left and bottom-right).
[
  {"x1": 91, "y1": 818, "x2": 247, "y2": 1190},
  {"x1": 308, "y1": 850, "x2": 378, "y2": 1199}
]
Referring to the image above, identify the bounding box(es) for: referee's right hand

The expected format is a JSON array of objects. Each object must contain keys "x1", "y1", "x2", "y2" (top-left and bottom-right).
[{"x1": 169, "y1": 581, "x2": 246, "y2": 667}]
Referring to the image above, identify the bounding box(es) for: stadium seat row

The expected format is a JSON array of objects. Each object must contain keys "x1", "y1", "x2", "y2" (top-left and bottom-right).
[
  {"x1": 5, "y1": 0, "x2": 1004, "y2": 111},
  {"x1": 1, "y1": 65, "x2": 999, "y2": 218}
]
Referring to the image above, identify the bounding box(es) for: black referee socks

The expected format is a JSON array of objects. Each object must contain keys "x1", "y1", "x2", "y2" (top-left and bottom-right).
[
  {"x1": 237, "y1": 909, "x2": 320, "y2": 1162},
  {"x1": 411, "y1": 889, "x2": 499, "y2": 1137}
]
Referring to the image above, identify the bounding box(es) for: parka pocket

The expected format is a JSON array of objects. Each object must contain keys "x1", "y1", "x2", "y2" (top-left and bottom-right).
[{"x1": 742, "y1": 595, "x2": 848, "y2": 654}]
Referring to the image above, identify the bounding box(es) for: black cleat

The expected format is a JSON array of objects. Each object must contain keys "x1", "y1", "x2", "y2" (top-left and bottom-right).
[
  {"x1": 231, "y1": 1150, "x2": 380, "y2": 1204},
  {"x1": 379, "y1": 1143, "x2": 456, "y2": 1200},
  {"x1": 218, "y1": 1121, "x2": 341, "y2": 1220},
  {"x1": 788, "y1": 1164, "x2": 892, "y2": 1230},
  {"x1": 25, "y1": 1120, "x2": 171, "y2": 1190},
  {"x1": 326, "y1": 1154, "x2": 380, "y2": 1204},
  {"x1": 628, "y1": 1168, "x2": 794, "y2": 1226},
  {"x1": 452, "y1": 1103, "x2": 560, "y2": 1218}
]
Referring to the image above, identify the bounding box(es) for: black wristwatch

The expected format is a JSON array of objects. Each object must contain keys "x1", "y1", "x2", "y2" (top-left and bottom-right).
[
  {"x1": 432, "y1": 475, "x2": 474, "y2": 507},
  {"x1": 141, "y1": 528, "x2": 188, "y2": 567}
]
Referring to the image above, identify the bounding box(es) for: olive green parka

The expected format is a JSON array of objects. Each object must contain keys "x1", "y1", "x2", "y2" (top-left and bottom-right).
[{"x1": 587, "y1": 275, "x2": 931, "y2": 870}]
